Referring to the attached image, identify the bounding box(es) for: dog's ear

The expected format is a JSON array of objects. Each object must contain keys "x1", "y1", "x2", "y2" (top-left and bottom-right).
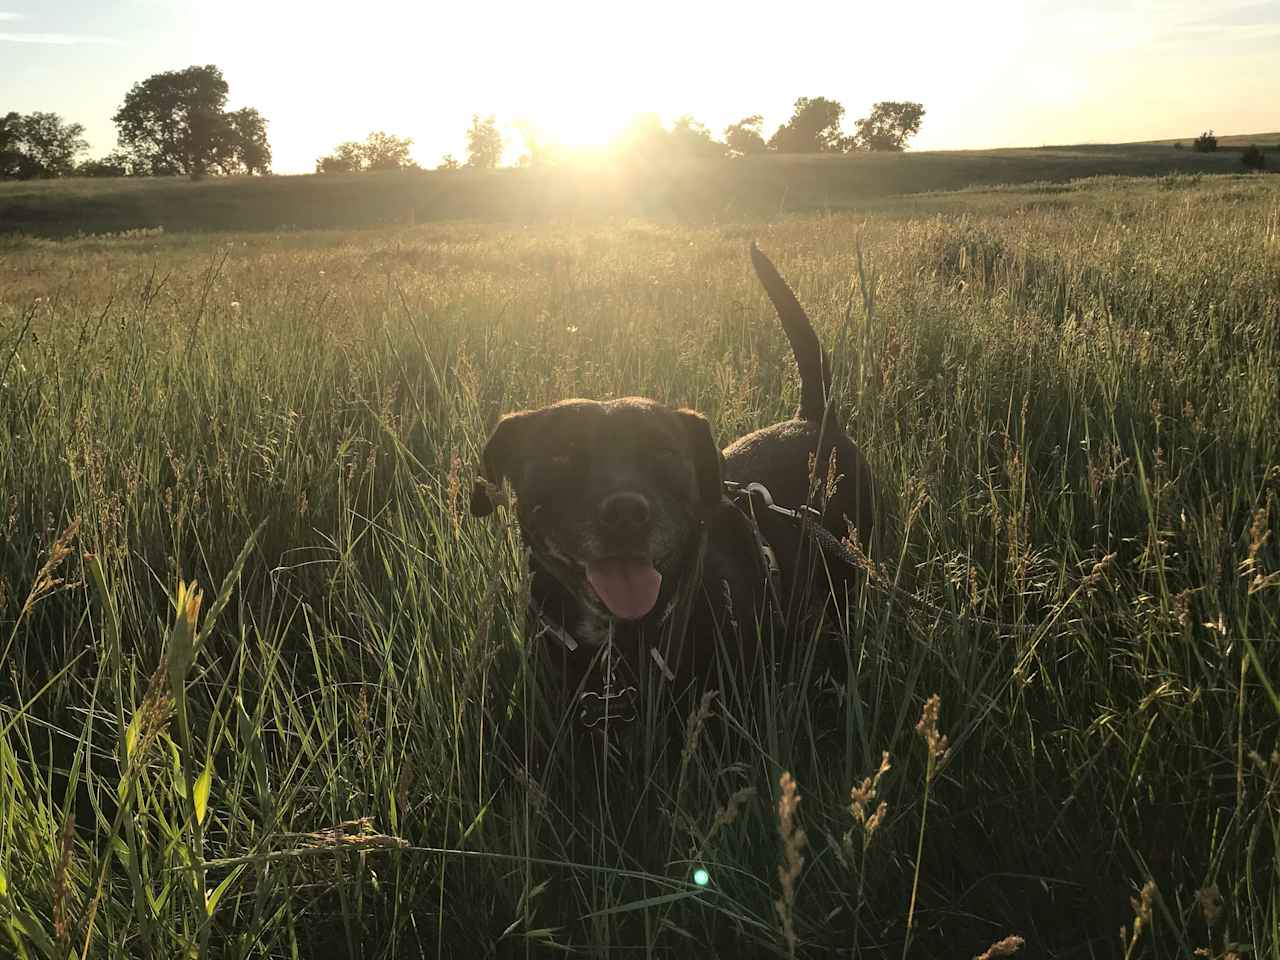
[
  {"x1": 470, "y1": 411, "x2": 536, "y2": 517},
  {"x1": 675, "y1": 409, "x2": 723, "y2": 512}
]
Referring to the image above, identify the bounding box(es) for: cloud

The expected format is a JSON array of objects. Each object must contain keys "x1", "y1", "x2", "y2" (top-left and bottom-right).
[{"x1": 0, "y1": 31, "x2": 118, "y2": 44}]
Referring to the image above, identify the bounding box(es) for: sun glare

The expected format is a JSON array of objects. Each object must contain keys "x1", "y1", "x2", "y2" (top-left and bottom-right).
[
  {"x1": 192, "y1": 0, "x2": 1084, "y2": 173},
  {"x1": 524, "y1": 107, "x2": 628, "y2": 150}
]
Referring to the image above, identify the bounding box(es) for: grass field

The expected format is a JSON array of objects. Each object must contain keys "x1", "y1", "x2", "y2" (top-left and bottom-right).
[
  {"x1": 1, "y1": 137, "x2": 1276, "y2": 239},
  {"x1": 1, "y1": 171, "x2": 1278, "y2": 958}
]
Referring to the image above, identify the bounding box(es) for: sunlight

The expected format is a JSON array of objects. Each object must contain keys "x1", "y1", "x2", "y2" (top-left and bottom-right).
[
  {"x1": 516, "y1": 104, "x2": 630, "y2": 151},
  {"x1": 182, "y1": 0, "x2": 1261, "y2": 173},
  {"x1": 196, "y1": 0, "x2": 1041, "y2": 171}
]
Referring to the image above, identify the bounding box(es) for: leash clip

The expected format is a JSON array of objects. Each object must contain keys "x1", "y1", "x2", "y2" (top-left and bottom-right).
[{"x1": 732, "y1": 480, "x2": 823, "y2": 523}]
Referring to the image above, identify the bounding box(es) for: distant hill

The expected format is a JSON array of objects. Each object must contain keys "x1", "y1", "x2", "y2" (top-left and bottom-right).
[
  {"x1": 1143, "y1": 131, "x2": 1280, "y2": 148},
  {"x1": 1, "y1": 137, "x2": 1274, "y2": 238}
]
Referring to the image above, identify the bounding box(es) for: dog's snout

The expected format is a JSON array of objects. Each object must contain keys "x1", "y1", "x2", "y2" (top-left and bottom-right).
[{"x1": 598, "y1": 492, "x2": 651, "y2": 533}]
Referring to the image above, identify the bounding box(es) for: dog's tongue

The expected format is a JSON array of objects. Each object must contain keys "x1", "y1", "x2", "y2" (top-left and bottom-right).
[{"x1": 586, "y1": 559, "x2": 662, "y2": 620}]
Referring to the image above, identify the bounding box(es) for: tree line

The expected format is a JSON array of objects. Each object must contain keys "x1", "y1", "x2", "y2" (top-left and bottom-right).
[
  {"x1": 2, "y1": 62, "x2": 924, "y2": 180},
  {"x1": 3, "y1": 65, "x2": 267, "y2": 180},
  {"x1": 316, "y1": 99, "x2": 926, "y2": 173}
]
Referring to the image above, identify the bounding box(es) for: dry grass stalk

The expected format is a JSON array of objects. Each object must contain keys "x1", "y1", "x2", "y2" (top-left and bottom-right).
[
  {"x1": 1121, "y1": 880, "x2": 1157, "y2": 960},
  {"x1": 18, "y1": 517, "x2": 82, "y2": 621},
  {"x1": 682, "y1": 689, "x2": 718, "y2": 764},
  {"x1": 52, "y1": 813, "x2": 77, "y2": 944},
  {"x1": 916, "y1": 693, "x2": 949, "y2": 771},
  {"x1": 850, "y1": 751, "x2": 891, "y2": 840},
  {"x1": 974, "y1": 934, "x2": 1025, "y2": 960},
  {"x1": 1198, "y1": 884, "x2": 1221, "y2": 926},
  {"x1": 774, "y1": 771, "x2": 807, "y2": 957}
]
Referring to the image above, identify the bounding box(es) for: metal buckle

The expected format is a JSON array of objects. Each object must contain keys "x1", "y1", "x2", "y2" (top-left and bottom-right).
[
  {"x1": 577, "y1": 685, "x2": 638, "y2": 728},
  {"x1": 738, "y1": 481, "x2": 823, "y2": 522}
]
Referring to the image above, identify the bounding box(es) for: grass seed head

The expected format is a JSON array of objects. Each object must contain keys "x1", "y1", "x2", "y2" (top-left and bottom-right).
[
  {"x1": 1197, "y1": 885, "x2": 1220, "y2": 926},
  {"x1": 775, "y1": 771, "x2": 807, "y2": 954},
  {"x1": 974, "y1": 934, "x2": 1025, "y2": 960},
  {"x1": 916, "y1": 694, "x2": 949, "y2": 770},
  {"x1": 850, "y1": 751, "x2": 891, "y2": 838},
  {"x1": 18, "y1": 517, "x2": 81, "y2": 621},
  {"x1": 52, "y1": 814, "x2": 77, "y2": 944}
]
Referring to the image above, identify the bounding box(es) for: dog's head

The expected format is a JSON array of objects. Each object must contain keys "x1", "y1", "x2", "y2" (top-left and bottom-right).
[{"x1": 471, "y1": 398, "x2": 723, "y2": 621}]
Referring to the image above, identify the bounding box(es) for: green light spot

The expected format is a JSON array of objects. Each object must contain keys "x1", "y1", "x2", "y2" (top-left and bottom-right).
[{"x1": 693, "y1": 868, "x2": 709, "y2": 887}]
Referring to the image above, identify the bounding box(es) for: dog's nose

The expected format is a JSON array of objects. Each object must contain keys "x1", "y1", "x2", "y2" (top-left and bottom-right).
[{"x1": 598, "y1": 492, "x2": 651, "y2": 533}]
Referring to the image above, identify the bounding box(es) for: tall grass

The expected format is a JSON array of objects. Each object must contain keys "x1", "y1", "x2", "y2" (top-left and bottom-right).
[{"x1": 0, "y1": 174, "x2": 1277, "y2": 957}]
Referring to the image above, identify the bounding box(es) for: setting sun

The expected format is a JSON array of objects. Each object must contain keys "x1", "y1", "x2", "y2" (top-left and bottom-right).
[{"x1": 170, "y1": 0, "x2": 1279, "y2": 172}]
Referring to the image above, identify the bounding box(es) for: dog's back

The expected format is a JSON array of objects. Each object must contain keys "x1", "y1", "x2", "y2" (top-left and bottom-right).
[{"x1": 722, "y1": 245, "x2": 877, "y2": 547}]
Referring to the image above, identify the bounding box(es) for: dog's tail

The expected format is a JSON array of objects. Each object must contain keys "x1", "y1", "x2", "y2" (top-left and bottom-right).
[{"x1": 750, "y1": 242, "x2": 832, "y2": 423}]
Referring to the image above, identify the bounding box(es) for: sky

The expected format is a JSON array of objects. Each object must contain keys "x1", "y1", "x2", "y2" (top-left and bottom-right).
[{"x1": 1, "y1": 0, "x2": 1277, "y2": 174}]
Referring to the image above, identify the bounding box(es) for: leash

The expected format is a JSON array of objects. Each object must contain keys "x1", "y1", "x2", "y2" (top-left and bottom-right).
[{"x1": 726, "y1": 480, "x2": 1012, "y2": 633}]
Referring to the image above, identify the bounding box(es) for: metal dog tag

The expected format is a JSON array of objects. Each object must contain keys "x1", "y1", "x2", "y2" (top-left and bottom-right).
[{"x1": 577, "y1": 685, "x2": 638, "y2": 728}]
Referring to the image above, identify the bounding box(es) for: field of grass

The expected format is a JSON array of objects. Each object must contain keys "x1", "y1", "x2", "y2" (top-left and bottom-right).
[
  {"x1": 1, "y1": 137, "x2": 1274, "y2": 239},
  {"x1": 1, "y1": 172, "x2": 1278, "y2": 958}
]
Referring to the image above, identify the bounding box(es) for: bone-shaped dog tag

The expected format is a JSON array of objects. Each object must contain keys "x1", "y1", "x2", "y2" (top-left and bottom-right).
[{"x1": 577, "y1": 685, "x2": 638, "y2": 728}]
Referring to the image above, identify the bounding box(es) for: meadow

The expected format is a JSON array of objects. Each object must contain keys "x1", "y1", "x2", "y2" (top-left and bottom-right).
[
  {"x1": 0, "y1": 171, "x2": 1278, "y2": 958},
  {"x1": 1, "y1": 139, "x2": 1274, "y2": 239}
]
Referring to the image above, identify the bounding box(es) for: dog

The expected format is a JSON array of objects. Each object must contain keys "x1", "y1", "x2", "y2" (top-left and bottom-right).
[{"x1": 470, "y1": 244, "x2": 877, "y2": 728}]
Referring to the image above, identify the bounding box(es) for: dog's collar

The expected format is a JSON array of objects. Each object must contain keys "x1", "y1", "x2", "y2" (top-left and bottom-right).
[
  {"x1": 529, "y1": 547, "x2": 701, "y2": 729},
  {"x1": 531, "y1": 596, "x2": 680, "y2": 729}
]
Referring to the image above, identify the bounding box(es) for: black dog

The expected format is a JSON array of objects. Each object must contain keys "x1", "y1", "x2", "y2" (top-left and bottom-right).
[{"x1": 470, "y1": 244, "x2": 877, "y2": 726}]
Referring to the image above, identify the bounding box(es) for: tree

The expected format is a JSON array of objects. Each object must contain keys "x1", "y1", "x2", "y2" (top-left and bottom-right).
[
  {"x1": 466, "y1": 115, "x2": 503, "y2": 169},
  {"x1": 1241, "y1": 144, "x2": 1265, "y2": 170},
  {"x1": 724, "y1": 115, "x2": 767, "y2": 157},
  {"x1": 362, "y1": 131, "x2": 414, "y2": 171},
  {"x1": 1193, "y1": 130, "x2": 1218, "y2": 153},
  {"x1": 76, "y1": 151, "x2": 134, "y2": 178},
  {"x1": 767, "y1": 97, "x2": 847, "y2": 153},
  {"x1": 513, "y1": 120, "x2": 563, "y2": 167},
  {"x1": 669, "y1": 115, "x2": 726, "y2": 159},
  {"x1": 612, "y1": 112, "x2": 669, "y2": 160},
  {"x1": 113, "y1": 64, "x2": 271, "y2": 178},
  {"x1": 315, "y1": 133, "x2": 415, "y2": 174},
  {"x1": 850, "y1": 101, "x2": 925, "y2": 152},
  {"x1": 437, "y1": 153, "x2": 460, "y2": 171},
  {"x1": 224, "y1": 107, "x2": 271, "y2": 174},
  {"x1": 0, "y1": 113, "x2": 19, "y2": 177},
  {"x1": 0, "y1": 111, "x2": 88, "y2": 178},
  {"x1": 1, "y1": 112, "x2": 37, "y2": 178},
  {"x1": 315, "y1": 141, "x2": 364, "y2": 174}
]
